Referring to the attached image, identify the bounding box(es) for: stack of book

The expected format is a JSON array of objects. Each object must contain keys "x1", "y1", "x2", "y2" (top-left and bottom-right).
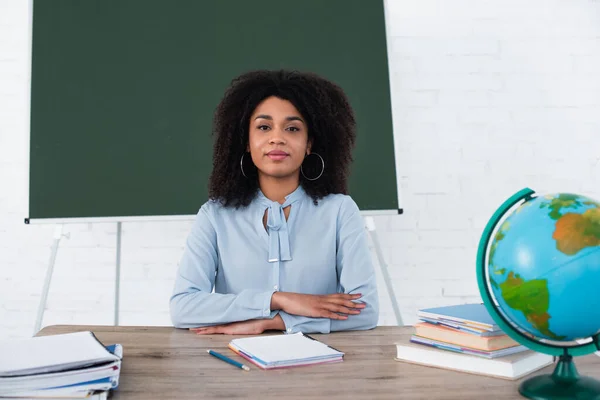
[
  {"x1": 414, "y1": 303, "x2": 527, "y2": 358},
  {"x1": 395, "y1": 303, "x2": 554, "y2": 380},
  {"x1": 228, "y1": 332, "x2": 344, "y2": 369},
  {"x1": 0, "y1": 331, "x2": 122, "y2": 399}
]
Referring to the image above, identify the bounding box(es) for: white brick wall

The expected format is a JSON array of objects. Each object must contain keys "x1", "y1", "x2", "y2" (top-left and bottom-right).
[{"x1": 1, "y1": 0, "x2": 600, "y2": 339}]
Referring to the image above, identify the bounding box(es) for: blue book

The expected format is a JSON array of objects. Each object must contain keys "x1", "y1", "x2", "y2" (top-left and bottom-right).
[{"x1": 417, "y1": 303, "x2": 500, "y2": 332}]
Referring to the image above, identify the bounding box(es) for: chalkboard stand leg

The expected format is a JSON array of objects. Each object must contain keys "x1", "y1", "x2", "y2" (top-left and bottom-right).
[
  {"x1": 364, "y1": 216, "x2": 404, "y2": 326},
  {"x1": 34, "y1": 225, "x2": 69, "y2": 335},
  {"x1": 114, "y1": 222, "x2": 122, "y2": 326}
]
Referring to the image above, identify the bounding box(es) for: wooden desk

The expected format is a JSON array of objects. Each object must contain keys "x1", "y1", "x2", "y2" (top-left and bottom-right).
[{"x1": 37, "y1": 325, "x2": 600, "y2": 399}]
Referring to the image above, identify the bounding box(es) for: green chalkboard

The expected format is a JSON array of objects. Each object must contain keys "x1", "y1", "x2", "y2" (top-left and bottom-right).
[{"x1": 28, "y1": 0, "x2": 399, "y2": 221}]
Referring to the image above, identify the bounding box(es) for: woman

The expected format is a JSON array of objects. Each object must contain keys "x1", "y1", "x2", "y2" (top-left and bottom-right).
[{"x1": 170, "y1": 70, "x2": 379, "y2": 334}]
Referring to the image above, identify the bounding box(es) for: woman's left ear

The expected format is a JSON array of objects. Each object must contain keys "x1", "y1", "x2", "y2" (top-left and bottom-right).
[{"x1": 306, "y1": 141, "x2": 312, "y2": 155}]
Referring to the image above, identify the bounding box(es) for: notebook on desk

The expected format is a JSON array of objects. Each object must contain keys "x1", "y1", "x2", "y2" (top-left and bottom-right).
[
  {"x1": 0, "y1": 331, "x2": 120, "y2": 377},
  {"x1": 228, "y1": 332, "x2": 344, "y2": 369},
  {"x1": 0, "y1": 332, "x2": 122, "y2": 398}
]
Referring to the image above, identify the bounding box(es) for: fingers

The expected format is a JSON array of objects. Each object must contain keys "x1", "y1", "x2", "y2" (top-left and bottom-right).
[
  {"x1": 319, "y1": 297, "x2": 367, "y2": 317},
  {"x1": 334, "y1": 299, "x2": 366, "y2": 309},
  {"x1": 321, "y1": 311, "x2": 348, "y2": 320},
  {"x1": 324, "y1": 296, "x2": 367, "y2": 314},
  {"x1": 327, "y1": 293, "x2": 363, "y2": 300},
  {"x1": 327, "y1": 304, "x2": 362, "y2": 315}
]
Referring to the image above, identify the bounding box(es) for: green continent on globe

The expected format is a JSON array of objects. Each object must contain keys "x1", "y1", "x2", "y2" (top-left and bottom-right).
[
  {"x1": 539, "y1": 193, "x2": 585, "y2": 220},
  {"x1": 498, "y1": 272, "x2": 566, "y2": 340},
  {"x1": 489, "y1": 221, "x2": 510, "y2": 276},
  {"x1": 553, "y1": 207, "x2": 600, "y2": 255}
]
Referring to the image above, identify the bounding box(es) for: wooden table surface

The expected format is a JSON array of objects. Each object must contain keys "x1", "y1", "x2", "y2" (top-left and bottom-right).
[{"x1": 37, "y1": 325, "x2": 600, "y2": 400}]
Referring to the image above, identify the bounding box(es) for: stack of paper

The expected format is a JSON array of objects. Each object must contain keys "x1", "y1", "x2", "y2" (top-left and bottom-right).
[
  {"x1": 228, "y1": 332, "x2": 343, "y2": 369},
  {"x1": 0, "y1": 331, "x2": 123, "y2": 399}
]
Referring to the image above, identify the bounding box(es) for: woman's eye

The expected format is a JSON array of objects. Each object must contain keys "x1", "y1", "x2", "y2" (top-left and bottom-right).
[
  {"x1": 287, "y1": 126, "x2": 300, "y2": 132},
  {"x1": 257, "y1": 125, "x2": 270, "y2": 131}
]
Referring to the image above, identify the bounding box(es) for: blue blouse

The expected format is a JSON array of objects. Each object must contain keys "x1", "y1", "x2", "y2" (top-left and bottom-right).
[{"x1": 169, "y1": 185, "x2": 379, "y2": 334}]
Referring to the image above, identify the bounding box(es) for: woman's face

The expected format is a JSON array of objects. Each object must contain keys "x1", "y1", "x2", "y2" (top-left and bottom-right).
[{"x1": 248, "y1": 96, "x2": 310, "y2": 181}]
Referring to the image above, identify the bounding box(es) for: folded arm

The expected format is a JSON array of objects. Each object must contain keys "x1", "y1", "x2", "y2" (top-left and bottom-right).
[
  {"x1": 169, "y1": 204, "x2": 277, "y2": 329},
  {"x1": 273, "y1": 197, "x2": 380, "y2": 334}
]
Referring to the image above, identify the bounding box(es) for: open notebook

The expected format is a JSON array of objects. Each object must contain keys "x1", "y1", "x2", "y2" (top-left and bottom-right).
[{"x1": 228, "y1": 332, "x2": 344, "y2": 369}]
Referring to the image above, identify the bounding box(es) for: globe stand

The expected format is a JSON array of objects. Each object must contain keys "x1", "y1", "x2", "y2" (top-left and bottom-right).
[
  {"x1": 519, "y1": 352, "x2": 600, "y2": 400},
  {"x1": 477, "y1": 188, "x2": 600, "y2": 400}
]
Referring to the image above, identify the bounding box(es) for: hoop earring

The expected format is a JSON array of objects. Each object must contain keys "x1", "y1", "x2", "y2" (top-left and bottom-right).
[
  {"x1": 240, "y1": 152, "x2": 251, "y2": 178},
  {"x1": 300, "y1": 153, "x2": 325, "y2": 181}
]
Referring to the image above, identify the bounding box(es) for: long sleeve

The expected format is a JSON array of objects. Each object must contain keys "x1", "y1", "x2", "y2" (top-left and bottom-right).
[
  {"x1": 169, "y1": 203, "x2": 276, "y2": 329},
  {"x1": 279, "y1": 197, "x2": 380, "y2": 334}
]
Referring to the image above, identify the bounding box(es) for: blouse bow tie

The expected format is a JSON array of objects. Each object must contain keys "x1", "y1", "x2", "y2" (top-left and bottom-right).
[
  {"x1": 266, "y1": 202, "x2": 290, "y2": 262},
  {"x1": 260, "y1": 187, "x2": 305, "y2": 263}
]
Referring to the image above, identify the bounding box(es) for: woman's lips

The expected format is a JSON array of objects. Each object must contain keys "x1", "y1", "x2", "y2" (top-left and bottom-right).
[{"x1": 266, "y1": 151, "x2": 289, "y2": 161}]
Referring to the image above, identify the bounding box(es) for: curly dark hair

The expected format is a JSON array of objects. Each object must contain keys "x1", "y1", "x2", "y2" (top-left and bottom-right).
[{"x1": 208, "y1": 69, "x2": 356, "y2": 207}]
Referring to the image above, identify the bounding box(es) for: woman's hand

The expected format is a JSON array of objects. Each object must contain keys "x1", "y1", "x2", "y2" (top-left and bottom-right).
[
  {"x1": 191, "y1": 315, "x2": 286, "y2": 335},
  {"x1": 271, "y1": 292, "x2": 365, "y2": 320}
]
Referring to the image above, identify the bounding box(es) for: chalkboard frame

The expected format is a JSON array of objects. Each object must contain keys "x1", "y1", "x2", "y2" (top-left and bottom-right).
[{"x1": 26, "y1": 0, "x2": 403, "y2": 224}]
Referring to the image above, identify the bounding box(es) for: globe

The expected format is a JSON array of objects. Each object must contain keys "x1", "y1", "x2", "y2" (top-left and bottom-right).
[{"x1": 477, "y1": 188, "x2": 600, "y2": 400}]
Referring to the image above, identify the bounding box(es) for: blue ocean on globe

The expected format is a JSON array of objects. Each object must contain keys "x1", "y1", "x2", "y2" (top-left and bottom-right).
[{"x1": 487, "y1": 193, "x2": 600, "y2": 342}]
